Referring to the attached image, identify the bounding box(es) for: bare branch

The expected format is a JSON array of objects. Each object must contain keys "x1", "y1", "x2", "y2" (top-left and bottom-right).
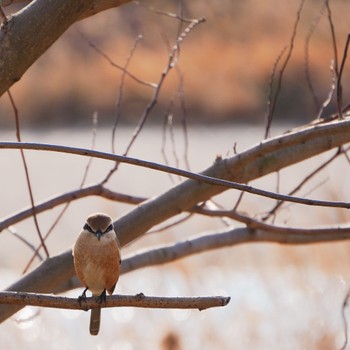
[
  {"x1": 3, "y1": 221, "x2": 350, "y2": 323},
  {"x1": 0, "y1": 185, "x2": 144, "y2": 232},
  {"x1": 1, "y1": 118, "x2": 350, "y2": 216},
  {"x1": 264, "y1": 0, "x2": 305, "y2": 138},
  {"x1": 0, "y1": 0, "x2": 133, "y2": 96},
  {"x1": 7, "y1": 90, "x2": 49, "y2": 258},
  {"x1": 0, "y1": 291, "x2": 230, "y2": 311}
]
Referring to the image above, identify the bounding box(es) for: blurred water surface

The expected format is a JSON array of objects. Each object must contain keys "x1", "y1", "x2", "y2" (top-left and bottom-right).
[{"x1": 0, "y1": 124, "x2": 350, "y2": 349}]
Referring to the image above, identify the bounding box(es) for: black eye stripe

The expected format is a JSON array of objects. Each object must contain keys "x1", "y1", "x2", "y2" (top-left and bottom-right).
[
  {"x1": 105, "y1": 224, "x2": 113, "y2": 233},
  {"x1": 83, "y1": 223, "x2": 94, "y2": 233}
]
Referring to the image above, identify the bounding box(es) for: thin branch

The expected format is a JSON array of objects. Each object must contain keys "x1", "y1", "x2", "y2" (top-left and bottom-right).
[
  {"x1": 119, "y1": 225, "x2": 350, "y2": 279},
  {"x1": 341, "y1": 289, "x2": 350, "y2": 350},
  {"x1": 7, "y1": 90, "x2": 49, "y2": 258},
  {"x1": 264, "y1": 0, "x2": 305, "y2": 138},
  {"x1": 336, "y1": 34, "x2": 350, "y2": 119},
  {"x1": 78, "y1": 30, "x2": 156, "y2": 89},
  {"x1": 22, "y1": 114, "x2": 100, "y2": 273},
  {"x1": 0, "y1": 291, "x2": 230, "y2": 311},
  {"x1": 0, "y1": 185, "x2": 145, "y2": 232},
  {"x1": 262, "y1": 146, "x2": 345, "y2": 220},
  {"x1": 304, "y1": 2, "x2": 325, "y2": 113},
  {"x1": 7, "y1": 227, "x2": 43, "y2": 262},
  {"x1": 1, "y1": 137, "x2": 350, "y2": 210},
  {"x1": 133, "y1": 0, "x2": 194, "y2": 23},
  {"x1": 111, "y1": 34, "x2": 143, "y2": 155},
  {"x1": 194, "y1": 207, "x2": 350, "y2": 236}
]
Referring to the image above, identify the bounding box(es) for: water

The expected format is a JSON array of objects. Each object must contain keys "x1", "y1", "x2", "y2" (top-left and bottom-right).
[{"x1": 0, "y1": 124, "x2": 349, "y2": 349}]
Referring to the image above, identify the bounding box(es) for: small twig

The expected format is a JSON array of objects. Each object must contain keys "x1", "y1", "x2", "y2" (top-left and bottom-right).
[
  {"x1": 0, "y1": 291, "x2": 230, "y2": 311},
  {"x1": 0, "y1": 185, "x2": 145, "y2": 232},
  {"x1": 78, "y1": 30, "x2": 156, "y2": 89},
  {"x1": 326, "y1": 1, "x2": 338, "y2": 75},
  {"x1": 22, "y1": 114, "x2": 100, "y2": 273},
  {"x1": 303, "y1": 1, "x2": 326, "y2": 113},
  {"x1": 316, "y1": 60, "x2": 337, "y2": 119},
  {"x1": 262, "y1": 146, "x2": 345, "y2": 220},
  {"x1": 111, "y1": 34, "x2": 143, "y2": 155},
  {"x1": 102, "y1": 17, "x2": 205, "y2": 186},
  {"x1": 7, "y1": 227, "x2": 43, "y2": 262},
  {"x1": 133, "y1": 0, "x2": 195, "y2": 23},
  {"x1": 336, "y1": 34, "x2": 350, "y2": 119},
  {"x1": 341, "y1": 288, "x2": 350, "y2": 350},
  {"x1": 264, "y1": 0, "x2": 305, "y2": 138},
  {"x1": 7, "y1": 90, "x2": 49, "y2": 258}
]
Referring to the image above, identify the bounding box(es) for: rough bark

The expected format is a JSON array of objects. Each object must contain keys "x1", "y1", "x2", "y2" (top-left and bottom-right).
[{"x1": 0, "y1": 0, "x2": 131, "y2": 96}]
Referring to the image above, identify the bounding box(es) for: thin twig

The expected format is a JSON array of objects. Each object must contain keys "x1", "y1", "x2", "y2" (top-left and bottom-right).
[
  {"x1": 7, "y1": 90, "x2": 49, "y2": 258},
  {"x1": 0, "y1": 185, "x2": 145, "y2": 232},
  {"x1": 262, "y1": 146, "x2": 345, "y2": 220},
  {"x1": 133, "y1": 0, "x2": 195, "y2": 23},
  {"x1": 111, "y1": 35, "x2": 143, "y2": 155},
  {"x1": 264, "y1": 0, "x2": 305, "y2": 138},
  {"x1": 336, "y1": 34, "x2": 350, "y2": 119},
  {"x1": 22, "y1": 114, "x2": 100, "y2": 273},
  {"x1": 101, "y1": 17, "x2": 205, "y2": 185},
  {"x1": 0, "y1": 291, "x2": 230, "y2": 311},
  {"x1": 7, "y1": 227, "x2": 43, "y2": 262},
  {"x1": 78, "y1": 30, "x2": 156, "y2": 88},
  {"x1": 341, "y1": 289, "x2": 350, "y2": 350},
  {"x1": 304, "y1": 1, "x2": 325, "y2": 113}
]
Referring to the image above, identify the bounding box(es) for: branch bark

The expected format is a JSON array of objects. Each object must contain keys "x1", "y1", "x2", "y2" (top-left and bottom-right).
[
  {"x1": 0, "y1": 291, "x2": 230, "y2": 311},
  {"x1": 0, "y1": 0, "x2": 131, "y2": 96}
]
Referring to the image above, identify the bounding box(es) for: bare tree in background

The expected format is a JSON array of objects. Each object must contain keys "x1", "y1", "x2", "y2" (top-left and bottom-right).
[{"x1": 1, "y1": 0, "x2": 350, "y2": 347}]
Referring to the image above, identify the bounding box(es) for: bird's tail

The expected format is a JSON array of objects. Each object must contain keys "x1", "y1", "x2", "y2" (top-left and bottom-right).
[{"x1": 90, "y1": 308, "x2": 101, "y2": 335}]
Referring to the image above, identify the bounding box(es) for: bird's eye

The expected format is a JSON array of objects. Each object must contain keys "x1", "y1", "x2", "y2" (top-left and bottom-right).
[
  {"x1": 84, "y1": 223, "x2": 94, "y2": 233},
  {"x1": 105, "y1": 224, "x2": 113, "y2": 233}
]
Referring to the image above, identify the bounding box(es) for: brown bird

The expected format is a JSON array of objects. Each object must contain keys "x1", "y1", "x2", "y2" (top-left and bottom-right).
[{"x1": 73, "y1": 213, "x2": 121, "y2": 335}]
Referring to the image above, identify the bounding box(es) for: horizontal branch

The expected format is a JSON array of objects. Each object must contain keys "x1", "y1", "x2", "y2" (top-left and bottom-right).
[
  {"x1": 2, "y1": 221, "x2": 350, "y2": 323},
  {"x1": 0, "y1": 291, "x2": 230, "y2": 311},
  {"x1": 120, "y1": 225, "x2": 350, "y2": 275}
]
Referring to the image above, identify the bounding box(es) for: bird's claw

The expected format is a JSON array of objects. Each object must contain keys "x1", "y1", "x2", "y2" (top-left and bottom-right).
[
  {"x1": 77, "y1": 287, "x2": 88, "y2": 309},
  {"x1": 97, "y1": 289, "x2": 107, "y2": 305}
]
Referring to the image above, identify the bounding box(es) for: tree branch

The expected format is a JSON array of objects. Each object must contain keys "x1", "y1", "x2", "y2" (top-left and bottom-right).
[
  {"x1": 1, "y1": 118, "x2": 350, "y2": 322},
  {"x1": 0, "y1": 0, "x2": 132, "y2": 96},
  {"x1": 0, "y1": 291, "x2": 230, "y2": 311},
  {"x1": 2, "y1": 220, "x2": 350, "y2": 323}
]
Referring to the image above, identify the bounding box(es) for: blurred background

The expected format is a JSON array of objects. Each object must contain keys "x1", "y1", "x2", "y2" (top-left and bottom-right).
[
  {"x1": 1, "y1": 0, "x2": 350, "y2": 127},
  {"x1": 1, "y1": 0, "x2": 350, "y2": 349}
]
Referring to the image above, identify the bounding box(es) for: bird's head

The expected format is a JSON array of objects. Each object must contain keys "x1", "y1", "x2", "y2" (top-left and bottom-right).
[{"x1": 83, "y1": 213, "x2": 114, "y2": 241}]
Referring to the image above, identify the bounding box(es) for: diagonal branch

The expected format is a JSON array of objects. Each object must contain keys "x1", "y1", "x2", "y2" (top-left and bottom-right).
[{"x1": 0, "y1": 0, "x2": 132, "y2": 96}]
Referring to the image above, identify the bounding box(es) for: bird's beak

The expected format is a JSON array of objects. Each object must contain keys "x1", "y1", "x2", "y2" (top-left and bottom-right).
[{"x1": 96, "y1": 230, "x2": 102, "y2": 241}]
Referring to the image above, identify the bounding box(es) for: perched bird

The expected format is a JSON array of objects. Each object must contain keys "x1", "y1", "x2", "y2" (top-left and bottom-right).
[{"x1": 73, "y1": 213, "x2": 121, "y2": 335}]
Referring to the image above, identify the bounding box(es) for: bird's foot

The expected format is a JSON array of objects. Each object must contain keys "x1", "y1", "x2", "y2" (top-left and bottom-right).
[
  {"x1": 97, "y1": 289, "x2": 107, "y2": 305},
  {"x1": 78, "y1": 287, "x2": 88, "y2": 308}
]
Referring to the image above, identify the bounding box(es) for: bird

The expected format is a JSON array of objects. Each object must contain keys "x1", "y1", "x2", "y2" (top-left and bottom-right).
[{"x1": 73, "y1": 213, "x2": 121, "y2": 335}]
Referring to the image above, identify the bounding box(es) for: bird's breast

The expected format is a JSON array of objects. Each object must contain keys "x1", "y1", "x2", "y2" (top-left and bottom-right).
[{"x1": 73, "y1": 232, "x2": 120, "y2": 296}]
